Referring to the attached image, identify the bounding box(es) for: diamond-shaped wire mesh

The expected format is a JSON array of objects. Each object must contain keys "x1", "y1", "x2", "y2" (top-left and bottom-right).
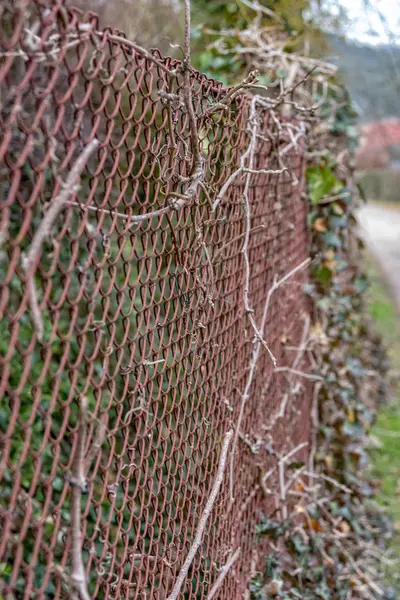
[{"x1": 0, "y1": 2, "x2": 313, "y2": 598}]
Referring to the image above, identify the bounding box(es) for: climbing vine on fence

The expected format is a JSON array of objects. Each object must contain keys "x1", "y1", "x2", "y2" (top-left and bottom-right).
[{"x1": 249, "y1": 96, "x2": 394, "y2": 600}]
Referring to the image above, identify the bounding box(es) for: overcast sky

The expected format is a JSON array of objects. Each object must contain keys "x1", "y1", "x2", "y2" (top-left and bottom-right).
[{"x1": 340, "y1": 0, "x2": 400, "y2": 45}]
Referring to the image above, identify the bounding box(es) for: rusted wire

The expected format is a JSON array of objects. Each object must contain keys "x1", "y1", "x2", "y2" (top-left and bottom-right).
[{"x1": 0, "y1": 2, "x2": 313, "y2": 598}]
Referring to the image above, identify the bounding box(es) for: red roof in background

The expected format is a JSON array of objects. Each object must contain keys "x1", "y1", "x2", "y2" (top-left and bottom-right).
[{"x1": 359, "y1": 118, "x2": 400, "y2": 150}]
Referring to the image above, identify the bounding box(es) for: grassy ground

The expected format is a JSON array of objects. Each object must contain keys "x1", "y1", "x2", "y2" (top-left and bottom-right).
[{"x1": 365, "y1": 253, "x2": 400, "y2": 587}]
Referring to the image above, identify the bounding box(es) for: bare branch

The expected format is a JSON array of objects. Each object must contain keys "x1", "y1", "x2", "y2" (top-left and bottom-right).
[
  {"x1": 229, "y1": 194, "x2": 311, "y2": 502},
  {"x1": 52, "y1": 565, "x2": 80, "y2": 600},
  {"x1": 166, "y1": 430, "x2": 233, "y2": 600},
  {"x1": 213, "y1": 224, "x2": 266, "y2": 261},
  {"x1": 212, "y1": 166, "x2": 245, "y2": 212},
  {"x1": 247, "y1": 258, "x2": 311, "y2": 369},
  {"x1": 199, "y1": 181, "x2": 213, "y2": 207},
  {"x1": 278, "y1": 460, "x2": 288, "y2": 520},
  {"x1": 85, "y1": 414, "x2": 107, "y2": 476},
  {"x1": 70, "y1": 397, "x2": 91, "y2": 600},
  {"x1": 308, "y1": 380, "x2": 320, "y2": 493},
  {"x1": 274, "y1": 367, "x2": 322, "y2": 381},
  {"x1": 68, "y1": 199, "x2": 182, "y2": 226},
  {"x1": 247, "y1": 313, "x2": 277, "y2": 367},
  {"x1": 273, "y1": 257, "x2": 311, "y2": 291},
  {"x1": 22, "y1": 139, "x2": 99, "y2": 339},
  {"x1": 277, "y1": 444, "x2": 308, "y2": 520},
  {"x1": 264, "y1": 315, "x2": 312, "y2": 432},
  {"x1": 243, "y1": 167, "x2": 287, "y2": 175},
  {"x1": 334, "y1": 540, "x2": 385, "y2": 597},
  {"x1": 281, "y1": 442, "x2": 308, "y2": 464},
  {"x1": 98, "y1": 32, "x2": 171, "y2": 75},
  {"x1": 284, "y1": 466, "x2": 307, "y2": 494},
  {"x1": 238, "y1": 0, "x2": 282, "y2": 22},
  {"x1": 306, "y1": 472, "x2": 353, "y2": 495},
  {"x1": 204, "y1": 70, "x2": 259, "y2": 116},
  {"x1": 207, "y1": 548, "x2": 241, "y2": 600},
  {"x1": 69, "y1": 398, "x2": 107, "y2": 600},
  {"x1": 259, "y1": 465, "x2": 278, "y2": 498}
]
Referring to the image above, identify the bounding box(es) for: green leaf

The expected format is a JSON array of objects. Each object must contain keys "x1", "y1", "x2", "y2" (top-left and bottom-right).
[
  {"x1": 290, "y1": 534, "x2": 310, "y2": 555},
  {"x1": 342, "y1": 421, "x2": 364, "y2": 439},
  {"x1": 313, "y1": 265, "x2": 333, "y2": 287},
  {"x1": 256, "y1": 518, "x2": 291, "y2": 538},
  {"x1": 306, "y1": 166, "x2": 343, "y2": 205},
  {"x1": 322, "y1": 231, "x2": 342, "y2": 248}
]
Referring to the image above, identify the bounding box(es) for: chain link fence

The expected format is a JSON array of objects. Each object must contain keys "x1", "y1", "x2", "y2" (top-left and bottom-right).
[{"x1": 0, "y1": 2, "x2": 313, "y2": 598}]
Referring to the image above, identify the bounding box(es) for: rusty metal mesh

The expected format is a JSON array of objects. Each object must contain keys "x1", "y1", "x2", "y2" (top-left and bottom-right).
[{"x1": 0, "y1": 2, "x2": 313, "y2": 598}]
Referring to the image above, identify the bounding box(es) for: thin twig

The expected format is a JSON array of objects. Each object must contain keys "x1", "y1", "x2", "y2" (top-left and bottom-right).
[
  {"x1": 85, "y1": 414, "x2": 108, "y2": 475},
  {"x1": 196, "y1": 224, "x2": 216, "y2": 295},
  {"x1": 207, "y1": 548, "x2": 241, "y2": 600},
  {"x1": 243, "y1": 167, "x2": 287, "y2": 175},
  {"x1": 67, "y1": 200, "x2": 181, "y2": 226},
  {"x1": 213, "y1": 225, "x2": 266, "y2": 261},
  {"x1": 278, "y1": 460, "x2": 288, "y2": 520},
  {"x1": 199, "y1": 181, "x2": 213, "y2": 207},
  {"x1": 334, "y1": 540, "x2": 385, "y2": 597},
  {"x1": 70, "y1": 397, "x2": 91, "y2": 600},
  {"x1": 308, "y1": 382, "x2": 321, "y2": 490},
  {"x1": 238, "y1": 0, "x2": 283, "y2": 22},
  {"x1": 22, "y1": 140, "x2": 99, "y2": 339},
  {"x1": 52, "y1": 565, "x2": 79, "y2": 600},
  {"x1": 70, "y1": 397, "x2": 107, "y2": 600},
  {"x1": 271, "y1": 257, "x2": 311, "y2": 292},
  {"x1": 230, "y1": 254, "x2": 310, "y2": 501},
  {"x1": 247, "y1": 257, "x2": 311, "y2": 368},
  {"x1": 281, "y1": 442, "x2": 308, "y2": 464},
  {"x1": 247, "y1": 313, "x2": 277, "y2": 366},
  {"x1": 212, "y1": 93, "x2": 287, "y2": 212},
  {"x1": 98, "y1": 32, "x2": 171, "y2": 74},
  {"x1": 278, "y1": 442, "x2": 308, "y2": 520},
  {"x1": 274, "y1": 367, "x2": 322, "y2": 381},
  {"x1": 264, "y1": 315, "x2": 312, "y2": 432},
  {"x1": 204, "y1": 70, "x2": 259, "y2": 116},
  {"x1": 306, "y1": 472, "x2": 353, "y2": 495},
  {"x1": 212, "y1": 166, "x2": 246, "y2": 212},
  {"x1": 182, "y1": 0, "x2": 202, "y2": 171},
  {"x1": 164, "y1": 74, "x2": 179, "y2": 171},
  {"x1": 259, "y1": 465, "x2": 278, "y2": 498},
  {"x1": 284, "y1": 466, "x2": 307, "y2": 494},
  {"x1": 166, "y1": 429, "x2": 233, "y2": 600},
  {"x1": 241, "y1": 96, "x2": 277, "y2": 365}
]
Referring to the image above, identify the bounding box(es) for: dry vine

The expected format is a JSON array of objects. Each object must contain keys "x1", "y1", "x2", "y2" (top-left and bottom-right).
[
  {"x1": 22, "y1": 139, "x2": 99, "y2": 339},
  {"x1": 206, "y1": 547, "x2": 241, "y2": 600},
  {"x1": 229, "y1": 256, "x2": 311, "y2": 503},
  {"x1": 166, "y1": 429, "x2": 233, "y2": 600},
  {"x1": 69, "y1": 397, "x2": 107, "y2": 600}
]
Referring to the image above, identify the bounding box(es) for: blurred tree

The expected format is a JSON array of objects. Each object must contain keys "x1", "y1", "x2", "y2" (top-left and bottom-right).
[{"x1": 190, "y1": 0, "x2": 349, "y2": 84}]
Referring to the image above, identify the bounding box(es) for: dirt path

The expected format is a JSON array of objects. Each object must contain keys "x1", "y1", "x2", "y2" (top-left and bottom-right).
[{"x1": 357, "y1": 203, "x2": 400, "y2": 311}]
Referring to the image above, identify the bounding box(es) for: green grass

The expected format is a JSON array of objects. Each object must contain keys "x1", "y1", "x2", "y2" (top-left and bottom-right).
[{"x1": 365, "y1": 253, "x2": 400, "y2": 587}]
